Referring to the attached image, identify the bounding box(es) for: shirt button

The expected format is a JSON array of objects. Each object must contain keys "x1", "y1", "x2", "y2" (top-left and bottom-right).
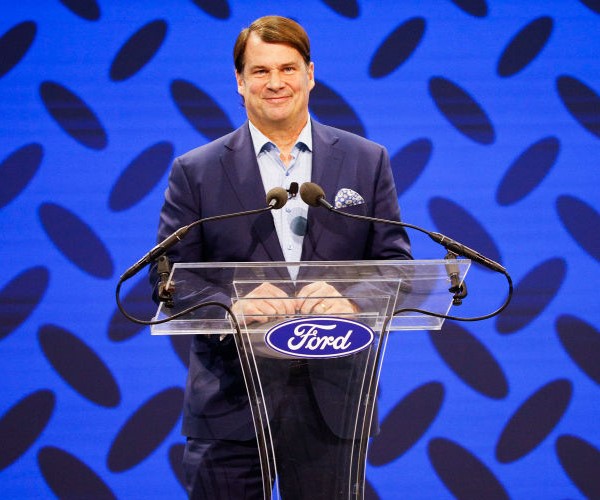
[
  {"x1": 286, "y1": 208, "x2": 291, "y2": 213},
  {"x1": 287, "y1": 244, "x2": 293, "y2": 250}
]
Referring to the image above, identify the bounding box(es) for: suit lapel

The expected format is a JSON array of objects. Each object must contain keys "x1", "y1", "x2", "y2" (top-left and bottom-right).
[
  {"x1": 302, "y1": 121, "x2": 345, "y2": 260},
  {"x1": 220, "y1": 123, "x2": 285, "y2": 262}
]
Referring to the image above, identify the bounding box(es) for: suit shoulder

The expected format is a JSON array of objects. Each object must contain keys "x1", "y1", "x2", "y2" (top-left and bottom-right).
[
  {"x1": 315, "y1": 122, "x2": 386, "y2": 153},
  {"x1": 175, "y1": 124, "x2": 248, "y2": 169}
]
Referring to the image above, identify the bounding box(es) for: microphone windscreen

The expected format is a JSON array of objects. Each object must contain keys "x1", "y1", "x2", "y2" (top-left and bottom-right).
[
  {"x1": 266, "y1": 187, "x2": 288, "y2": 209},
  {"x1": 299, "y1": 182, "x2": 325, "y2": 207}
]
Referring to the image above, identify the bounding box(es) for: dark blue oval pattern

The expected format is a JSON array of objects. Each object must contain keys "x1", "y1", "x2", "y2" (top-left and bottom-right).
[
  {"x1": 38, "y1": 446, "x2": 116, "y2": 498},
  {"x1": 496, "y1": 257, "x2": 566, "y2": 334},
  {"x1": 321, "y1": 0, "x2": 360, "y2": 18},
  {"x1": 496, "y1": 137, "x2": 560, "y2": 206},
  {"x1": 556, "y1": 314, "x2": 600, "y2": 385},
  {"x1": 369, "y1": 382, "x2": 444, "y2": 466},
  {"x1": 556, "y1": 75, "x2": 600, "y2": 139},
  {"x1": 428, "y1": 438, "x2": 509, "y2": 498},
  {"x1": 38, "y1": 324, "x2": 121, "y2": 407},
  {"x1": 109, "y1": 141, "x2": 174, "y2": 211},
  {"x1": 556, "y1": 434, "x2": 600, "y2": 499},
  {"x1": 58, "y1": 0, "x2": 101, "y2": 21},
  {"x1": 107, "y1": 387, "x2": 183, "y2": 472},
  {"x1": 578, "y1": 0, "x2": 600, "y2": 14},
  {"x1": 109, "y1": 20, "x2": 167, "y2": 82},
  {"x1": 38, "y1": 202, "x2": 114, "y2": 279},
  {"x1": 309, "y1": 79, "x2": 365, "y2": 137},
  {"x1": 429, "y1": 77, "x2": 495, "y2": 144},
  {"x1": 450, "y1": 0, "x2": 489, "y2": 17},
  {"x1": 0, "y1": 20, "x2": 36, "y2": 78},
  {"x1": 39, "y1": 81, "x2": 108, "y2": 150},
  {"x1": 191, "y1": 0, "x2": 231, "y2": 20},
  {"x1": 0, "y1": 266, "x2": 49, "y2": 341},
  {"x1": 170, "y1": 79, "x2": 234, "y2": 141},
  {"x1": 429, "y1": 323, "x2": 508, "y2": 399},
  {"x1": 495, "y1": 379, "x2": 572, "y2": 463},
  {"x1": 556, "y1": 194, "x2": 600, "y2": 262},
  {"x1": 428, "y1": 196, "x2": 502, "y2": 265},
  {"x1": 0, "y1": 390, "x2": 55, "y2": 471},
  {"x1": 0, "y1": 143, "x2": 43, "y2": 209},
  {"x1": 390, "y1": 138, "x2": 432, "y2": 196},
  {"x1": 369, "y1": 17, "x2": 426, "y2": 78},
  {"x1": 497, "y1": 17, "x2": 554, "y2": 77}
]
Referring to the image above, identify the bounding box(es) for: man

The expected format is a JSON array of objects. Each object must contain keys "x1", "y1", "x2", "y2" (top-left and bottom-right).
[{"x1": 152, "y1": 15, "x2": 412, "y2": 499}]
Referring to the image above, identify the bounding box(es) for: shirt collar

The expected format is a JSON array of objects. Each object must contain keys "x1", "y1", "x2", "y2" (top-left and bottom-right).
[{"x1": 248, "y1": 118, "x2": 313, "y2": 156}]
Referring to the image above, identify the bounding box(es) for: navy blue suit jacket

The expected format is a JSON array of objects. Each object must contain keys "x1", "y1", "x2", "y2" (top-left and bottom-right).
[{"x1": 153, "y1": 120, "x2": 412, "y2": 440}]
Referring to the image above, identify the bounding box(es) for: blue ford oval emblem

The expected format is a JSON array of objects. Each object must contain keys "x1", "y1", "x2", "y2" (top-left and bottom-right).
[{"x1": 265, "y1": 317, "x2": 374, "y2": 358}]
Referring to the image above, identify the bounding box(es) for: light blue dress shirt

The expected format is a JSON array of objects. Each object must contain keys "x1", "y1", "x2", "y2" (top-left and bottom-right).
[{"x1": 248, "y1": 120, "x2": 312, "y2": 278}]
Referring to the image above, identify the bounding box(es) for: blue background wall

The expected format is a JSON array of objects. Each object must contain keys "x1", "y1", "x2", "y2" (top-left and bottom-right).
[{"x1": 1, "y1": 0, "x2": 599, "y2": 498}]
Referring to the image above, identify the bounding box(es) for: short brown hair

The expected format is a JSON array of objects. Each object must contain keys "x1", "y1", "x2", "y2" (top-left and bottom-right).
[{"x1": 233, "y1": 16, "x2": 311, "y2": 73}]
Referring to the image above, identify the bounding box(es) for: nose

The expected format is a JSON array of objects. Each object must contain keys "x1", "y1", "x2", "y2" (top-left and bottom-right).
[{"x1": 267, "y1": 70, "x2": 284, "y2": 90}]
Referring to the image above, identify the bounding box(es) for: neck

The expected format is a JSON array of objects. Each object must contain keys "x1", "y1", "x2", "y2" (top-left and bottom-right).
[{"x1": 251, "y1": 116, "x2": 308, "y2": 155}]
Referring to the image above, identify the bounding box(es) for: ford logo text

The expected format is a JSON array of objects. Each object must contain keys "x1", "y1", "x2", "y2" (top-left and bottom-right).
[{"x1": 265, "y1": 317, "x2": 374, "y2": 358}]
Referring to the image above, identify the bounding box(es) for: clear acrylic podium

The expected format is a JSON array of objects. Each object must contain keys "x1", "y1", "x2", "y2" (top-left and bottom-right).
[{"x1": 151, "y1": 259, "x2": 469, "y2": 499}]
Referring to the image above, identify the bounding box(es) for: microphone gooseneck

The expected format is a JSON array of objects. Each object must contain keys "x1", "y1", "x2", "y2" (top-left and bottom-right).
[
  {"x1": 299, "y1": 182, "x2": 505, "y2": 274},
  {"x1": 120, "y1": 190, "x2": 289, "y2": 282}
]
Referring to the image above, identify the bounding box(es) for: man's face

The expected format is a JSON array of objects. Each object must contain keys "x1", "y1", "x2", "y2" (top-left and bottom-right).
[{"x1": 236, "y1": 33, "x2": 315, "y2": 133}]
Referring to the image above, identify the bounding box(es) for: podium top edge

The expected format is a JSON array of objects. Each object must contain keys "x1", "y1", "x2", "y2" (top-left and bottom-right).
[{"x1": 172, "y1": 259, "x2": 470, "y2": 269}]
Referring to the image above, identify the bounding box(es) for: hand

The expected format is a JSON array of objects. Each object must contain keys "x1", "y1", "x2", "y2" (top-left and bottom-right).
[
  {"x1": 295, "y1": 281, "x2": 359, "y2": 316},
  {"x1": 231, "y1": 282, "x2": 295, "y2": 325}
]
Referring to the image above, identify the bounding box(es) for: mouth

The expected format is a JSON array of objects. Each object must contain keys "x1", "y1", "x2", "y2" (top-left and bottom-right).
[{"x1": 265, "y1": 95, "x2": 292, "y2": 104}]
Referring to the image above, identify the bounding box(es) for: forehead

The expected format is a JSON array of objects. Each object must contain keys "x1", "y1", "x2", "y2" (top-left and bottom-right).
[{"x1": 243, "y1": 33, "x2": 304, "y2": 68}]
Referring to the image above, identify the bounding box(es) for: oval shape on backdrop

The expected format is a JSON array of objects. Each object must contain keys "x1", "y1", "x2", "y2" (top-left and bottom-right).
[
  {"x1": 428, "y1": 437, "x2": 509, "y2": 498},
  {"x1": 369, "y1": 17, "x2": 426, "y2": 78},
  {"x1": 38, "y1": 446, "x2": 116, "y2": 498},
  {"x1": 0, "y1": 143, "x2": 44, "y2": 209},
  {"x1": 107, "y1": 387, "x2": 184, "y2": 472},
  {"x1": 38, "y1": 324, "x2": 121, "y2": 407},
  {"x1": 429, "y1": 76, "x2": 495, "y2": 145},
  {"x1": 0, "y1": 21, "x2": 37, "y2": 78},
  {"x1": 58, "y1": 0, "x2": 101, "y2": 21},
  {"x1": 556, "y1": 314, "x2": 600, "y2": 386},
  {"x1": 449, "y1": 0, "x2": 488, "y2": 17},
  {"x1": 265, "y1": 317, "x2": 374, "y2": 358},
  {"x1": 109, "y1": 20, "x2": 168, "y2": 82},
  {"x1": 497, "y1": 17, "x2": 554, "y2": 77},
  {"x1": 496, "y1": 136, "x2": 560, "y2": 206},
  {"x1": 495, "y1": 378, "x2": 573, "y2": 463},
  {"x1": 109, "y1": 141, "x2": 174, "y2": 211},
  {"x1": 0, "y1": 390, "x2": 55, "y2": 471},
  {"x1": 369, "y1": 382, "x2": 444, "y2": 466},
  {"x1": 556, "y1": 75, "x2": 600, "y2": 139},
  {"x1": 39, "y1": 81, "x2": 108, "y2": 150},
  {"x1": 0, "y1": 266, "x2": 49, "y2": 340},
  {"x1": 190, "y1": 0, "x2": 231, "y2": 20},
  {"x1": 321, "y1": 0, "x2": 360, "y2": 18},
  {"x1": 38, "y1": 202, "x2": 114, "y2": 279},
  {"x1": 309, "y1": 80, "x2": 366, "y2": 137},
  {"x1": 556, "y1": 194, "x2": 600, "y2": 262},
  {"x1": 556, "y1": 434, "x2": 600, "y2": 499}
]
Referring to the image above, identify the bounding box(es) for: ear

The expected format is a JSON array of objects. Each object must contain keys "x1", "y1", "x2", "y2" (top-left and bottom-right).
[
  {"x1": 235, "y1": 71, "x2": 245, "y2": 95},
  {"x1": 307, "y1": 62, "x2": 315, "y2": 91}
]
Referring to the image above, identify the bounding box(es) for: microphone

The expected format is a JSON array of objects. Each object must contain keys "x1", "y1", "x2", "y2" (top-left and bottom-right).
[
  {"x1": 287, "y1": 181, "x2": 299, "y2": 198},
  {"x1": 120, "y1": 187, "x2": 288, "y2": 281},
  {"x1": 299, "y1": 182, "x2": 506, "y2": 274}
]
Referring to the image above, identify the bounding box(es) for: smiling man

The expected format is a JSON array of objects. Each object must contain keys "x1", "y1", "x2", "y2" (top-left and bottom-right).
[{"x1": 151, "y1": 15, "x2": 412, "y2": 499}]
